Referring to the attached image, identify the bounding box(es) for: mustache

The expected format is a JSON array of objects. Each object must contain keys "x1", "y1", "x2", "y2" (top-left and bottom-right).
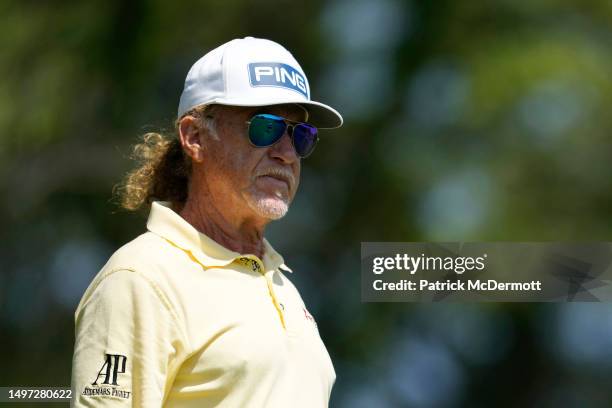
[{"x1": 255, "y1": 167, "x2": 296, "y2": 188}]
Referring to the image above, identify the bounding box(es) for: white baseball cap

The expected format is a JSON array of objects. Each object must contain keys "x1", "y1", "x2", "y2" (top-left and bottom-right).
[{"x1": 178, "y1": 37, "x2": 343, "y2": 129}]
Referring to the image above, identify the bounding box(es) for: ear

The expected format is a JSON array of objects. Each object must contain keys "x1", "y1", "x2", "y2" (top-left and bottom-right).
[{"x1": 178, "y1": 116, "x2": 204, "y2": 162}]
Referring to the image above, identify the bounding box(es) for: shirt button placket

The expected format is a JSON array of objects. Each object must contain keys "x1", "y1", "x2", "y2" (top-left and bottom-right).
[{"x1": 255, "y1": 259, "x2": 286, "y2": 330}]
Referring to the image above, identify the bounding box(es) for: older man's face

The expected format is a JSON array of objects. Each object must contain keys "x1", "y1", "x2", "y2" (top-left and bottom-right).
[{"x1": 201, "y1": 104, "x2": 306, "y2": 222}]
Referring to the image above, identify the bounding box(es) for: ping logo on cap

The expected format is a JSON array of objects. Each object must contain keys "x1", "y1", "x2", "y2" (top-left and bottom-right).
[{"x1": 248, "y1": 63, "x2": 309, "y2": 98}]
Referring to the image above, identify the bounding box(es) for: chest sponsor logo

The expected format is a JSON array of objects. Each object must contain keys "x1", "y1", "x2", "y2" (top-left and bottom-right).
[
  {"x1": 248, "y1": 62, "x2": 309, "y2": 98},
  {"x1": 81, "y1": 354, "x2": 131, "y2": 400}
]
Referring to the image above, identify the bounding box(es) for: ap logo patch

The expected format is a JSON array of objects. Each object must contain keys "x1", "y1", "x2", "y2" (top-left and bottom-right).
[
  {"x1": 248, "y1": 63, "x2": 309, "y2": 98},
  {"x1": 81, "y1": 353, "x2": 131, "y2": 400}
]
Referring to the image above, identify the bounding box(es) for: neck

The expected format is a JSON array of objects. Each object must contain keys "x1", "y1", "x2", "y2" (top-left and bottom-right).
[{"x1": 178, "y1": 182, "x2": 268, "y2": 260}]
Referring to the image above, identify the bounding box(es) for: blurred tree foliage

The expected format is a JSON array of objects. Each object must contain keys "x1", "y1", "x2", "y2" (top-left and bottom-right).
[{"x1": 2, "y1": 0, "x2": 612, "y2": 407}]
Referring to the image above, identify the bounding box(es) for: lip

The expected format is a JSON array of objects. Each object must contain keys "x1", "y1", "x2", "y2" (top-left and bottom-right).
[{"x1": 258, "y1": 175, "x2": 291, "y2": 190}]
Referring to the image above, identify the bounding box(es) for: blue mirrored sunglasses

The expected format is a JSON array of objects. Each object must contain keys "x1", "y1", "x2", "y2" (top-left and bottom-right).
[{"x1": 246, "y1": 114, "x2": 319, "y2": 158}]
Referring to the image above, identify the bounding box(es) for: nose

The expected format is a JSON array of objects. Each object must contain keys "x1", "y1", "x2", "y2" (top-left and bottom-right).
[{"x1": 268, "y1": 129, "x2": 299, "y2": 164}]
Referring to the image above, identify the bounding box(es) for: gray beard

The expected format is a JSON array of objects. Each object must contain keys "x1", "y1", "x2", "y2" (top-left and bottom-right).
[{"x1": 246, "y1": 195, "x2": 290, "y2": 220}]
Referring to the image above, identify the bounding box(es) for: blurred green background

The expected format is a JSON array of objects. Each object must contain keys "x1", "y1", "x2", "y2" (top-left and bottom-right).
[{"x1": 2, "y1": 0, "x2": 612, "y2": 407}]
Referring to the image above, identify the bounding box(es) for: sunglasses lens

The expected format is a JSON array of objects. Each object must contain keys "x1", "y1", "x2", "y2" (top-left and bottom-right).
[
  {"x1": 248, "y1": 114, "x2": 286, "y2": 147},
  {"x1": 292, "y1": 124, "x2": 318, "y2": 158}
]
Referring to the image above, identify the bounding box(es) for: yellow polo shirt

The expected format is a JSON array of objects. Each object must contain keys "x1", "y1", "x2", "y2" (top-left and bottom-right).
[{"x1": 71, "y1": 201, "x2": 335, "y2": 407}]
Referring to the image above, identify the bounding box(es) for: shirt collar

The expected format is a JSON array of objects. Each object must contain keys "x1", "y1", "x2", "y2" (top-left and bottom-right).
[{"x1": 146, "y1": 201, "x2": 292, "y2": 273}]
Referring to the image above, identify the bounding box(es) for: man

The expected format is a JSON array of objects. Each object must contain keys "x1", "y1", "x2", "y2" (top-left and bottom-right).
[{"x1": 71, "y1": 37, "x2": 343, "y2": 407}]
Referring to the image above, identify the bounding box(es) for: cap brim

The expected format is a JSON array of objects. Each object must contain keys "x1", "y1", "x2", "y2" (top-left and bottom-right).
[
  {"x1": 207, "y1": 97, "x2": 343, "y2": 129},
  {"x1": 296, "y1": 100, "x2": 343, "y2": 129}
]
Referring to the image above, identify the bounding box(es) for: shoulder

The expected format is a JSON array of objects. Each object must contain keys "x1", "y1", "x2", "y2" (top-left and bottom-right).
[
  {"x1": 106, "y1": 231, "x2": 171, "y2": 271},
  {"x1": 74, "y1": 232, "x2": 178, "y2": 319}
]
